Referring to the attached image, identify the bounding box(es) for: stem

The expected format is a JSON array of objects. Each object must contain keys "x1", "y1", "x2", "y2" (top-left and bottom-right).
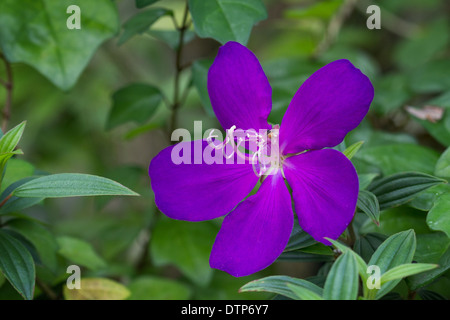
[
  {"x1": 0, "y1": 193, "x2": 12, "y2": 209},
  {"x1": 312, "y1": 0, "x2": 358, "y2": 59},
  {"x1": 168, "y1": 1, "x2": 190, "y2": 139},
  {"x1": 0, "y1": 53, "x2": 13, "y2": 133},
  {"x1": 36, "y1": 277, "x2": 58, "y2": 300}
]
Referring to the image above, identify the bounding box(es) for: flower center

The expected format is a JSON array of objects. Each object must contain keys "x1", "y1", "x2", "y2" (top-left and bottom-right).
[{"x1": 206, "y1": 124, "x2": 281, "y2": 177}]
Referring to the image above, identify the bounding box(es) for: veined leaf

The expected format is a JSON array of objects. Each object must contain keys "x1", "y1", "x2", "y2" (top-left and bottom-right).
[
  {"x1": 368, "y1": 230, "x2": 416, "y2": 299},
  {"x1": 12, "y1": 173, "x2": 139, "y2": 198},
  {"x1": 368, "y1": 172, "x2": 446, "y2": 210},
  {"x1": 380, "y1": 263, "x2": 438, "y2": 284},
  {"x1": 0, "y1": 230, "x2": 35, "y2": 300},
  {"x1": 239, "y1": 275, "x2": 323, "y2": 300},
  {"x1": 357, "y1": 190, "x2": 380, "y2": 225},
  {"x1": 323, "y1": 251, "x2": 359, "y2": 300},
  {"x1": 343, "y1": 141, "x2": 364, "y2": 160},
  {"x1": 287, "y1": 283, "x2": 323, "y2": 300}
]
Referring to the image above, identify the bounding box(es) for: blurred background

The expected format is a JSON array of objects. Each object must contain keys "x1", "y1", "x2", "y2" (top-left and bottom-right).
[{"x1": 0, "y1": 0, "x2": 449, "y2": 299}]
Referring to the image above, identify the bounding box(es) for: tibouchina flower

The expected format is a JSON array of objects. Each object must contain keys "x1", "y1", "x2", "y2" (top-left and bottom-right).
[{"x1": 149, "y1": 41, "x2": 374, "y2": 277}]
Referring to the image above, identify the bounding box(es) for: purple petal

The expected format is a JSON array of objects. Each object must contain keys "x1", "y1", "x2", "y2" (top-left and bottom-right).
[
  {"x1": 279, "y1": 59, "x2": 374, "y2": 154},
  {"x1": 209, "y1": 172, "x2": 293, "y2": 277},
  {"x1": 208, "y1": 41, "x2": 272, "y2": 132},
  {"x1": 149, "y1": 140, "x2": 259, "y2": 221},
  {"x1": 283, "y1": 149, "x2": 358, "y2": 245}
]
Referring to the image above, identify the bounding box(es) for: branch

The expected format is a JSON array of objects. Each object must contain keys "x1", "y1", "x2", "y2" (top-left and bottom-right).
[
  {"x1": 312, "y1": 0, "x2": 358, "y2": 59},
  {"x1": 0, "y1": 53, "x2": 13, "y2": 133},
  {"x1": 168, "y1": 1, "x2": 190, "y2": 138}
]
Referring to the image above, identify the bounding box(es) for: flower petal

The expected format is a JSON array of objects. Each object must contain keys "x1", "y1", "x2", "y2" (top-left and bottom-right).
[
  {"x1": 279, "y1": 59, "x2": 374, "y2": 154},
  {"x1": 208, "y1": 41, "x2": 272, "y2": 132},
  {"x1": 283, "y1": 149, "x2": 358, "y2": 245},
  {"x1": 209, "y1": 172, "x2": 293, "y2": 277},
  {"x1": 149, "y1": 140, "x2": 259, "y2": 221}
]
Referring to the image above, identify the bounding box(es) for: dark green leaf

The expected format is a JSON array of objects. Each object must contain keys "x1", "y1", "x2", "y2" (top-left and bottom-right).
[
  {"x1": 353, "y1": 233, "x2": 387, "y2": 263},
  {"x1": 118, "y1": 8, "x2": 172, "y2": 45},
  {"x1": 418, "y1": 289, "x2": 447, "y2": 300},
  {"x1": 368, "y1": 230, "x2": 416, "y2": 299},
  {"x1": 368, "y1": 172, "x2": 446, "y2": 210},
  {"x1": 357, "y1": 190, "x2": 380, "y2": 225},
  {"x1": 6, "y1": 219, "x2": 59, "y2": 272},
  {"x1": 135, "y1": 0, "x2": 160, "y2": 9},
  {"x1": 13, "y1": 173, "x2": 139, "y2": 198},
  {"x1": 188, "y1": 0, "x2": 267, "y2": 45},
  {"x1": 284, "y1": 220, "x2": 317, "y2": 252},
  {"x1": 107, "y1": 83, "x2": 162, "y2": 130},
  {"x1": 0, "y1": 0, "x2": 119, "y2": 90},
  {"x1": 407, "y1": 247, "x2": 450, "y2": 290},
  {"x1": 0, "y1": 230, "x2": 35, "y2": 300},
  {"x1": 323, "y1": 251, "x2": 358, "y2": 300}
]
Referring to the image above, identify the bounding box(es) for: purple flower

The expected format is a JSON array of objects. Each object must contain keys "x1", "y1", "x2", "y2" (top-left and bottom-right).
[{"x1": 149, "y1": 42, "x2": 374, "y2": 277}]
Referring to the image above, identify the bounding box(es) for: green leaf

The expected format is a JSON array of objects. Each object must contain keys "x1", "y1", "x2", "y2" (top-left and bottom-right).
[
  {"x1": 356, "y1": 144, "x2": 440, "y2": 176},
  {"x1": 435, "y1": 147, "x2": 450, "y2": 178},
  {"x1": 368, "y1": 172, "x2": 446, "y2": 210},
  {"x1": 0, "y1": 177, "x2": 44, "y2": 214},
  {"x1": 188, "y1": 0, "x2": 267, "y2": 45},
  {"x1": 368, "y1": 230, "x2": 416, "y2": 299},
  {"x1": 150, "y1": 218, "x2": 218, "y2": 286},
  {"x1": 358, "y1": 173, "x2": 379, "y2": 190},
  {"x1": 0, "y1": 121, "x2": 26, "y2": 154},
  {"x1": 63, "y1": 278, "x2": 130, "y2": 300},
  {"x1": 380, "y1": 263, "x2": 438, "y2": 284},
  {"x1": 147, "y1": 29, "x2": 196, "y2": 50},
  {"x1": 323, "y1": 251, "x2": 358, "y2": 300},
  {"x1": 343, "y1": 141, "x2": 364, "y2": 160},
  {"x1": 407, "y1": 247, "x2": 450, "y2": 290},
  {"x1": 357, "y1": 190, "x2": 380, "y2": 225},
  {"x1": 118, "y1": 8, "x2": 172, "y2": 45},
  {"x1": 394, "y1": 19, "x2": 449, "y2": 70},
  {"x1": 12, "y1": 173, "x2": 139, "y2": 198},
  {"x1": 360, "y1": 206, "x2": 430, "y2": 236},
  {"x1": 6, "y1": 218, "x2": 59, "y2": 272},
  {"x1": 107, "y1": 83, "x2": 162, "y2": 130},
  {"x1": 0, "y1": 230, "x2": 35, "y2": 300},
  {"x1": 239, "y1": 275, "x2": 323, "y2": 300},
  {"x1": 56, "y1": 236, "x2": 106, "y2": 271},
  {"x1": 427, "y1": 192, "x2": 450, "y2": 237},
  {"x1": 353, "y1": 233, "x2": 387, "y2": 263},
  {"x1": 1, "y1": 158, "x2": 35, "y2": 193},
  {"x1": 326, "y1": 238, "x2": 369, "y2": 285},
  {"x1": 286, "y1": 283, "x2": 323, "y2": 300},
  {"x1": 127, "y1": 276, "x2": 191, "y2": 300},
  {"x1": 135, "y1": 0, "x2": 160, "y2": 9},
  {"x1": 0, "y1": 0, "x2": 119, "y2": 90},
  {"x1": 284, "y1": 220, "x2": 317, "y2": 252},
  {"x1": 192, "y1": 59, "x2": 215, "y2": 116},
  {"x1": 409, "y1": 60, "x2": 450, "y2": 93}
]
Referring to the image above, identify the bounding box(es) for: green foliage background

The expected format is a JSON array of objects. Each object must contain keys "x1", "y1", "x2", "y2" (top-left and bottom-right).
[{"x1": 0, "y1": 0, "x2": 449, "y2": 300}]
